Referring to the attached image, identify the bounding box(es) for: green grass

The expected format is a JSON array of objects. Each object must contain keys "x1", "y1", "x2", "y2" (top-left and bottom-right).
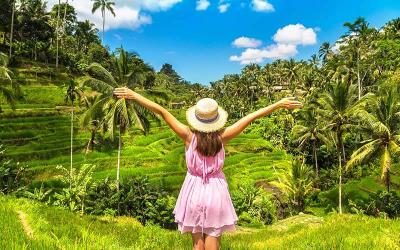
[{"x1": 2, "y1": 196, "x2": 400, "y2": 250}]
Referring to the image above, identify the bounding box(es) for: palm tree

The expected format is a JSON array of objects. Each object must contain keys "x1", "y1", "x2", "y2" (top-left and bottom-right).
[
  {"x1": 81, "y1": 48, "x2": 160, "y2": 189},
  {"x1": 270, "y1": 158, "x2": 314, "y2": 212},
  {"x1": 342, "y1": 17, "x2": 377, "y2": 100},
  {"x1": 64, "y1": 80, "x2": 85, "y2": 180},
  {"x1": 292, "y1": 106, "x2": 330, "y2": 185},
  {"x1": 317, "y1": 82, "x2": 365, "y2": 213},
  {"x1": 80, "y1": 95, "x2": 105, "y2": 154},
  {"x1": 318, "y1": 42, "x2": 332, "y2": 64},
  {"x1": 0, "y1": 52, "x2": 21, "y2": 112},
  {"x1": 346, "y1": 88, "x2": 400, "y2": 191},
  {"x1": 91, "y1": 0, "x2": 115, "y2": 42}
]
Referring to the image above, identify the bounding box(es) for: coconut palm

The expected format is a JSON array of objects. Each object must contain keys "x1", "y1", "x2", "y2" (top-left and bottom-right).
[
  {"x1": 270, "y1": 158, "x2": 314, "y2": 212},
  {"x1": 318, "y1": 42, "x2": 332, "y2": 64},
  {"x1": 346, "y1": 88, "x2": 400, "y2": 191},
  {"x1": 64, "y1": 80, "x2": 85, "y2": 178},
  {"x1": 80, "y1": 95, "x2": 105, "y2": 154},
  {"x1": 342, "y1": 17, "x2": 377, "y2": 100},
  {"x1": 91, "y1": 0, "x2": 115, "y2": 42},
  {"x1": 80, "y1": 48, "x2": 160, "y2": 189},
  {"x1": 317, "y1": 82, "x2": 366, "y2": 213},
  {"x1": 0, "y1": 52, "x2": 21, "y2": 112},
  {"x1": 292, "y1": 106, "x2": 330, "y2": 184}
]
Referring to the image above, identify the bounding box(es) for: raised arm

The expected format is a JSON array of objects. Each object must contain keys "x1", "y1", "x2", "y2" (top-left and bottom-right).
[
  {"x1": 113, "y1": 87, "x2": 190, "y2": 141},
  {"x1": 221, "y1": 97, "x2": 303, "y2": 143}
]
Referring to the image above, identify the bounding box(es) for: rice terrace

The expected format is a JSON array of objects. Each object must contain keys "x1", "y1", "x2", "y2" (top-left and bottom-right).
[{"x1": 1, "y1": 0, "x2": 400, "y2": 249}]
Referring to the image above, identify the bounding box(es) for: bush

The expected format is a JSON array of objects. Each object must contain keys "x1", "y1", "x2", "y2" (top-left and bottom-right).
[
  {"x1": 0, "y1": 144, "x2": 27, "y2": 194},
  {"x1": 348, "y1": 191, "x2": 400, "y2": 218},
  {"x1": 232, "y1": 181, "x2": 277, "y2": 226},
  {"x1": 85, "y1": 175, "x2": 177, "y2": 229}
]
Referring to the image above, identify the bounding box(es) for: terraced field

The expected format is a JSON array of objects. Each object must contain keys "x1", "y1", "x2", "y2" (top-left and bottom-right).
[{"x1": 0, "y1": 67, "x2": 291, "y2": 193}]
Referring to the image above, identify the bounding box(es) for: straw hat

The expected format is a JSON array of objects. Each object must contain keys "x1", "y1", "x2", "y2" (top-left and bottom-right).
[{"x1": 186, "y1": 98, "x2": 228, "y2": 132}]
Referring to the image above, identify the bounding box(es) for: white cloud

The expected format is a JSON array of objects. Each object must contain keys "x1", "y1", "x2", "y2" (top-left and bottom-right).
[
  {"x1": 273, "y1": 24, "x2": 317, "y2": 45},
  {"x1": 251, "y1": 0, "x2": 274, "y2": 12},
  {"x1": 136, "y1": 0, "x2": 182, "y2": 11},
  {"x1": 46, "y1": 0, "x2": 181, "y2": 31},
  {"x1": 230, "y1": 23, "x2": 317, "y2": 64},
  {"x1": 230, "y1": 44, "x2": 297, "y2": 64},
  {"x1": 196, "y1": 0, "x2": 210, "y2": 10},
  {"x1": 218, "y1": 3, "x2": 230, "y2": 13},
  {"x1": 232, "y1": 37, "x2": 262, "y2": 48}
]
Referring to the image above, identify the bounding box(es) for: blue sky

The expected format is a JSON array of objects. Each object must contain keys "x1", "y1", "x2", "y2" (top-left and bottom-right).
[{"x1": 56, "y1": 0, "x2": 400, "y2": 85}]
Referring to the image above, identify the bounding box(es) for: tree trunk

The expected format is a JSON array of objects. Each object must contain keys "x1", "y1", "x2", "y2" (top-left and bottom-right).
[
  {"x1": 88, "y1": 130, "x2": 96, "y2": 153},
  {"x1": 63, "y1": 0, "x2": 69, "y2": 32},
  {"x1": 313, "y1": 139, "x2": 319, "y2": 187},
  {"x1": 70, "y1": 103, "x2": 74, "y2": 189},
  {"x1": 117, "y1": 124, "x2": 122, "y2": 190},
  {"x1": 337, "y1": 128, "x2": 343, "y2": 214},
  {"x1": 56, "y1": 0, "x2": 61, "y2": 69},
  {"x1": 385, "y1": 170, "x2": 390, "y2": 192},
  {"x1": 9, "y1": 0, "x2": 15, "y2": 59},
  {"x1": 102, "y1": 10, "x2": 105, "y2": 42},
  {"x1": 357, "y1": 48, "x2": 361, "y2": 100},
  {"x1": 338, "y1": 153, "x2": 342, "y2": 214}
]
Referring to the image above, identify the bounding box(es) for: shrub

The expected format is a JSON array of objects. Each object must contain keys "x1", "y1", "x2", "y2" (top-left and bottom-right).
[
  {"x1": 85, "y1": 175, "x2": 177, "y2": 229},
  {"x1": 232, "y1": 181, "x2": 277, "y2": 226},
  {"x1": 53, "y1": 164, "x2": 96, "y2": 214},
  {"x1": 0, "y1": 144, "x2": 27, "y2": 194},
  {"x1": 348, "y1": 191, "x2": 400, "y2": 218}
]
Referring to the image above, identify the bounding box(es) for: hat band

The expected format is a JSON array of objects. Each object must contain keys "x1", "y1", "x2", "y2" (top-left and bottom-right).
[{"x1": 195, "y1": 112, "x2": 219, "y2": 123}]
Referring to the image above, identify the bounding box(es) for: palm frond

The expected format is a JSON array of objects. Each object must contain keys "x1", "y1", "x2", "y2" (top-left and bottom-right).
[{"x1": 345, "y1": 139, "x2": 381, "y2": 170}]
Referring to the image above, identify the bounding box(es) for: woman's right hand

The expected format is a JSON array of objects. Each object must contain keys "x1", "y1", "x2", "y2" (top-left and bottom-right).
[{"x1": 277, "y1": 97, "x2": 303, "y2": 109}]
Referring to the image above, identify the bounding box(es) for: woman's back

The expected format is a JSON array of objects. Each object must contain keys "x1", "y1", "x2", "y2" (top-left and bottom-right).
[{"x1": 185, "y1": 133, "x2": 225, "y2": 184}]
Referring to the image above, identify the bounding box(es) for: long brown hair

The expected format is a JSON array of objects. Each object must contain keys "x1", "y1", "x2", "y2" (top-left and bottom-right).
[{"x1": 191, "y1": 128, "x2": 225, "y2": 157}]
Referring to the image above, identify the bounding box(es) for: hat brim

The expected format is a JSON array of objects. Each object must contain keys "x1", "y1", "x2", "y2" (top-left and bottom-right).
[{"x1": 186, "y1": 106, "x2": 228, "y2": 132}]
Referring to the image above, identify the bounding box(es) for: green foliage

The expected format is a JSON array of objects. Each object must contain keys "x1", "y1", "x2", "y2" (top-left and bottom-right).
[
  {"x1": 348, "y1": 191, "x2": 400, "y2": 218},
  {"x1": 53, "y1": 164, "x2": 96, "y2": 213},
  {"x1": 85, "y1": 175, "x2": 176, "y2": 228},
  {"x1": 0, "y1": 144, "x2": 26, "y2": 194},
  {"x1": 271, "y1": 158, "x2": 314, "y2": 212},
  {"x1": 22, "y1": 182, "x2": 52, "y2": 203},
  {"x1": 232, "y1": 180, "x2": 277, "y2": 226}
]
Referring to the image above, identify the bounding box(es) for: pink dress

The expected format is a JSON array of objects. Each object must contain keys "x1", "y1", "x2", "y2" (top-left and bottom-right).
[{"x1": 173, "y1": 133, "x2": 238, "y2": 237}]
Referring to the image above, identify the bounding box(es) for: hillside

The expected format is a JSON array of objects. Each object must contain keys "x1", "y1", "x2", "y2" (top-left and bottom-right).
[
  {"x1": 0, "y1": 64, "x2": 291, "y2": 194},
  {"x1": 2, "y1": 196, "x2": 399, "y2": 250}
]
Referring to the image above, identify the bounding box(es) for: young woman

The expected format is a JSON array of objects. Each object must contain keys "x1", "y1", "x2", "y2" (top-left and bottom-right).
[{"x1": 113, "y1": 87, "x2": 302, "y2": 250}]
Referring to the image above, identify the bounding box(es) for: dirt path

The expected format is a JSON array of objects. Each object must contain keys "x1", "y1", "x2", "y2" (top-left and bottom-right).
[{"x1": 16, "y1": 210, "x2": 34, "y2": 239}]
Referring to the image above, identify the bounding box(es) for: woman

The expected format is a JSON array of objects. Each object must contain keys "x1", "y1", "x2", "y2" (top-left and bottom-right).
[{"x1": 113, "y1": 87, "x2": 302, "y2": 250}]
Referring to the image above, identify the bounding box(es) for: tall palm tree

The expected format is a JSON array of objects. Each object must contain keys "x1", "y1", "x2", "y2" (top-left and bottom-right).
[
  {"x1": 91, "y1": 0, "x2": 115, "y2": 42},
  {"x1": 64, "y1": 80, "x2": 85, "y2": 180},
  {"x1": 342, "y1": 17, "x2": 377, "y2": 100},
  {"x1": 80, "y1": 48, "x2": 160, "y2": 189},
  {"x1": 270, "y1": 158, "x2": 314, "y2": 212},
  {"x1": 0, "y1": 52, "x2": 21, "y2": 112},
  {"x1": 317, "y1": 82, "x2": 365, "y2": 213},
  {"x1": 292, "y1": 106, "x2": 330, "y2": 185},
  {"x1": 346, "y1": 88, "x2": 400, "y2": 191},
  {"x1": 318, "y1": 42, "x2": 332, "y2": 64}
]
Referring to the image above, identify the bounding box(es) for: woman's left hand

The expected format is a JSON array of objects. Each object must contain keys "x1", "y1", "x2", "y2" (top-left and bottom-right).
[{"x1": 113, "y1": 87, "x2": 134, "y2": 99}]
